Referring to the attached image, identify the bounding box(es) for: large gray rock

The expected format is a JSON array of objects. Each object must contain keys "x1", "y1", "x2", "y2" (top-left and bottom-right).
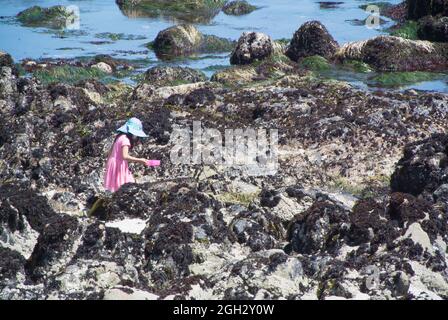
[
  {"x1": 91, "y1": 62, "x2": 113, "y2": 74},
  {"x1": 153, "y1": 24, "x2": 203, "y2": 57},
  {"x1": 403, "y1": 223, "x2": 433, "y2": 253},
  {"x1": 152, "y1": 24, "x2": 234, "y2": 59},
  {"x1": 230, "y1": 32, "x2": 273, "y2": 65},
  {"x1": 286, "y1": 21, "x2": 339, "y2": 61}
]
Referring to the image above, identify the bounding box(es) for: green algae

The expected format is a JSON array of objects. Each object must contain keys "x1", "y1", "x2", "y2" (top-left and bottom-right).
[{"x1": 33, "y1": 65, "x2": 109, "y2": 85}]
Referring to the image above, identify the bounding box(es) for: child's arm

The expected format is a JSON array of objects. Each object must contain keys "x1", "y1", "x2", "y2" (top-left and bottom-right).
[{"x1": 122, "y1": 145, "x2": 148, "y2": 165}]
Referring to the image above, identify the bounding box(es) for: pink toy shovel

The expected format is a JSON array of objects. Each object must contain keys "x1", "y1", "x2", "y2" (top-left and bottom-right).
[{"x1": 146, "y1": 160, "x2": 161, "y2": 167}]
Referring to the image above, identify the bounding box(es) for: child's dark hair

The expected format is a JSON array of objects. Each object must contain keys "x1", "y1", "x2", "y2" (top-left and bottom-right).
[{"x1": 114, "y1": 133, "x2": 140, "y2": 150}]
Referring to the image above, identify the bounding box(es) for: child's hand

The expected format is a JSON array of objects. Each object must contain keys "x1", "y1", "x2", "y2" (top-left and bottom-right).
[{"x1": 146, "y1": 160, "x2": 161, "y2": 167}]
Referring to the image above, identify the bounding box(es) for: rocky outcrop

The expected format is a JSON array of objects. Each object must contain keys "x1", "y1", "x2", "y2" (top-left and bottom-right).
[
  {"x1": 210, "y1": 65, "x2": 259, "y2": 85},
  {"x1": 391, "y1": 133, "x2": 448, "y2": 199},
  {"x1": 222, "y1": 0, "x2": 257, "y2": 15},
  {"x1": 0, "y1": 248, "x2": 26, "y2": 281},
  {"x1": 407, "y1": 0, "x2": 448, "y2": 20},
  {"x1": 288, "y1": 199, "x2": 350, "y2": 255},
  {"x1": 230, "y1": 209, "x2": 285, "y2": 252},
  {"x1": 285, "y1": 182, "x2": 448, "y2": 298},
  {"x1": 17, "y1": 5, "x2": 77, "y2": 29},
  {"x1": 0, "y1": 51, "x2": 14, "y2": 69},
  {"x1": 25, "y1": 214, "x2": 80, "y2": 282},
  {"x1": 0, "y1": 67, "x2": 17, "y2": 100},
  {"x1": 211, "y1": 55, "x2": 299, "y2": 86},
  {"x1": 382, "y1": 1, "x2": 408, "y2": 22},
  {"x1": 230, "y1": 32, "x2": 273, "y2": 65},
  {"x1": 2, "y1": 48, "x2": 448, "y2": 299},
  {"x1": 153, "y1": 24, "x2": 202, "y2": 57},
  {"x1": 89, "y1": 183, "x2": 159, "y2": 221},
  {"x1": 116, "y1": 0, "x2": 226, "y2": 23},
  {"x1": 152, "y1": 24, "x2": 234, "y2": 59},
  {"x1": 0, "y1": 52, "x2": 18, "y2": 86},
  {"x1": 0, "y1": 183, "x2": 59, "y2": 234},
  {"x1": 143, "y1": 66, "x2": 206, "y2": 87},
  {"x1": 418, "y1": 16, "x2": 448, "y2": 42},
  {"x1": 336, "y1": 36, "x2": 448, "y2": 71},
  {"x1": 286, "y1": 21, "x2": 339, "y2": 61}
]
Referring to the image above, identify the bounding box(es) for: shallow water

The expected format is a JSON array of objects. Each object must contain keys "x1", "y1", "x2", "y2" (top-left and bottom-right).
[{"x1": 1, "y1": 0, "x2": 447, "y2": 92}]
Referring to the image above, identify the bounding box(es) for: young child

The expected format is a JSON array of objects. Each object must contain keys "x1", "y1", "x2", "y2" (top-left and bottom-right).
[{"x1": 104, "y1": 117, "x2": 160, "y2": 192}]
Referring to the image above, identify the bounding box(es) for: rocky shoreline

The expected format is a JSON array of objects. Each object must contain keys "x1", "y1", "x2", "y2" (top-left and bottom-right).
[{"x1": 1, "y1": 0, "x2": 448, "y2": 300}]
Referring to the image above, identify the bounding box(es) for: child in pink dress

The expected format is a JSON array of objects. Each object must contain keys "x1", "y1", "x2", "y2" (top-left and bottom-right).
[{"x1": 104, "y1": 118, "x2": 160, "y2": 192}]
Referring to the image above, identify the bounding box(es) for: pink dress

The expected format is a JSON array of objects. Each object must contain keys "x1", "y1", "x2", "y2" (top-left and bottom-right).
[{"x1": 104, "y1": 135, "x2": 135, "y2": 192}]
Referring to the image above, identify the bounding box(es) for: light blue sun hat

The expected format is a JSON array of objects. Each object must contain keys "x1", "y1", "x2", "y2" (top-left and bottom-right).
[{"x1": 117, "y1": 117, "x2": 148, "y2": 138}]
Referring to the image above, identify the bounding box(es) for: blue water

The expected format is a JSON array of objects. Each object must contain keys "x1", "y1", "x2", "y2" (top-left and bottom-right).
[{"x1": 1, "y1": 0, "x2": 447, "y2": 92}]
